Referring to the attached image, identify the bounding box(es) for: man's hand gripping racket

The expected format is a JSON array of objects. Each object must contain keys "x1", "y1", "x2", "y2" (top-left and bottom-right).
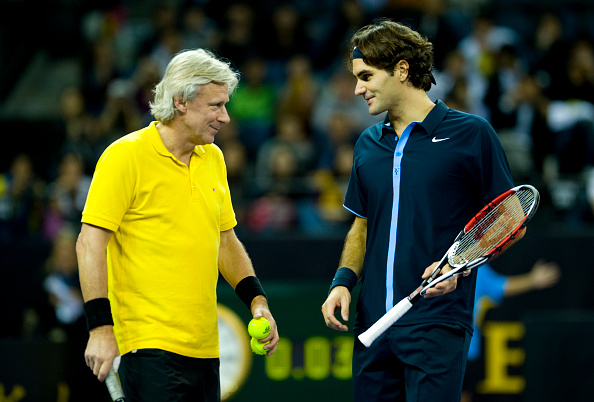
[
  {"x1": 106, "y1": 364, "x2": 126, "y2": 401},
  {"x1": 358, "y1": 184, "x2": 540, "y2": 347}
]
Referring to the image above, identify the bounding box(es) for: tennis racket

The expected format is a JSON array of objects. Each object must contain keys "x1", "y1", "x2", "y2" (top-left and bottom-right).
[
  {"x1": 358, "y1": 184, "x2": 540, "y2": 347},
  {"x1": 106, "y1": 366, "x2": 126, "y2": 401}
]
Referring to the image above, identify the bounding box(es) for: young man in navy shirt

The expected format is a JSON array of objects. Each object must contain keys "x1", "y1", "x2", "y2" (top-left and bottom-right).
[{"x1": 321, "y1": 19, "x2": 514, "y2": 402}]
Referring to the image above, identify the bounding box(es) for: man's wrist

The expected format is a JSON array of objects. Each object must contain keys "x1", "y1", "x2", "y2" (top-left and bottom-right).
[
  {"x1": 84, "y1": 298, "x2": 114, "y2": 332},
  {"x1": 328, "y1": 267, "x2": 358, "y2": 295},
  {"x1": 235, "y1": 276, "x2": 267, "y2": 310}
]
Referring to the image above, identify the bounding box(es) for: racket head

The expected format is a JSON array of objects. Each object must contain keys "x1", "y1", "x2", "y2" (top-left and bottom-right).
[{"x1": 448, "y1": 184, "x2": 539, "y2": 270}]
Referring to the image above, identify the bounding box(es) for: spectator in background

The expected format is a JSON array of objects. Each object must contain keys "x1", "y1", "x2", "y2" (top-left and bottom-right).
[
  {"x1": 514, "y1": 73, "x2": 555, "y2": 181},
  {"x1": 44, "y1": 152, "x2": 91, "y2": 240},
  {"x1": 415, "y1": 0, "x2": 468, "y2": 71},
  {"x1": 455, "y1": 7, "x2": 520, "y2": 120},
  {"x1": 528, "y1": 12, "x2": 566, "y2": 80},
  {"x1": 484, "y1": 44, "x2": 527, "y2": 131},
  {"x1": 544, "y1": 39, "x2": 594, "y2": 222},
  {"x1": 497, "y1": 72, "x2": 554, "y2": 182},
  {"x1": 221, "y1": 138, "x2": 250, "y2": 228},
  {"x1": 215, "y1": 120, "x2": 252, "y2": 229},
  {"x1": 217, "y1": 3, "x2": 260, "y2": 68},
  {"x1": 312, "y1": 69, "x2": 381, "y2": 139},
  {"x1": 99, "y1": 77, "x2": 144, "y2": 142},
  {"x1": 428, "y1": 49, "x2": 490, "y2": 119},
  {"x1": 226, "y1": 57, "x2": 277, "y2": 161},
  {"x1": 549, "y1": 38, "x2": 594, "y2": 104},
  {"x1": 310, "y1": 0, "x2": 369, "y2": 72},
  {"x1": 137, "y1": 2, "x2": 180, "y2": 62},
  {"x1": 248, "y1": 113, "x2": 317, "y2": 235},
  {"x1": 462, "y1": 260, "x2": 561, "y2": 402},
  {"x1": 276, "y1": 54, "x2": 319, "y2": 131},
  {"x1": 263, "y1": 4, "x2": 310, "y2": 85},
  {"x1": 315, "y1": 112, "x2": 359, "y2": 172},
  {"x1": 81, "y1": 39, "x2": 122, "y2": 116},
  {"x1": 149, "y1": 27, "x2": 184, "y2": 77},
  {"x1": 457, "y1": 8, "x2": 520, "y2": 80},
  {"x1": 181, "y1": 5, "x2": 221, "y2": 51},
  {"x1": 38, "y1": 225, "x2": 85, "y2": 342},
  {"x1": 57, "y1": 86, "x2": 100, "y2": 174},
  {"x1": 482, "y1": 44, "x2": 532, "y2": 180},
  {"x1": 0, "y1": 154, "x2": 45, "y2": 242},
  {"x1": 309, "y1": 142, "x2": 355, "y2": 235},
  {"x1": 246, "y1": 144, "x2": 300, "y2": 234},
  {"x1": 128, "y1": 55, "x2": 162, "y2": 127},
  {"x1": 253, "y1": 113, "x2": 317, "y2": 196},
  {"x1": 545, "y1": 98, "x2": 594, "y2": 221}
]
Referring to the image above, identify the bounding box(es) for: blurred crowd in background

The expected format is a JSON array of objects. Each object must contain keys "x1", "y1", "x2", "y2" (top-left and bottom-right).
[{"x1": 1, "y1": 0, "x2": 594, "y2": 341}]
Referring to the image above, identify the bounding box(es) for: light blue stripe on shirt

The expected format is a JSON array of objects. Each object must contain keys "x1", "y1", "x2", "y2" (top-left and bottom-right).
[{"x1": 385, "y1": 122, "x2": 417, "y2": 313}]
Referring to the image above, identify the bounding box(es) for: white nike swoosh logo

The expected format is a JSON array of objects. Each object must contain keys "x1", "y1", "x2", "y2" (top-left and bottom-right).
[{"x1": 432, "y1": 136, "x2": 450, "y2": 142}]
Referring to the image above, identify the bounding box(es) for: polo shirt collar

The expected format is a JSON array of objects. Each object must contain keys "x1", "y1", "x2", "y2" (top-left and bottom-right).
[
  {"x1": 149, "y1": 121, "x2": 206, "y2": 159},
  {"x1": 380, "y1": 114, "x2": 396, "y2": 139},
  {"x1": 380, "y1": 99, "x2": 449, "y2": 139},
  {"x1": 417, "y1": 100, "x2": 449, "y2": 136}
]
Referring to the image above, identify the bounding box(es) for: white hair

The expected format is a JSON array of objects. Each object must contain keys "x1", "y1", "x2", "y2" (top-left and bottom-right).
[{"x1": 149, "y1": 49, "x2": 240, "y2": 123}]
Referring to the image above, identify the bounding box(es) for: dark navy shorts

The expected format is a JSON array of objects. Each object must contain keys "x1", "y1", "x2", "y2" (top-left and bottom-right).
[
  {"x1": 353, "y1": 323, "x2": 471, "y2": 402},
  {"x1": 119, "y1": 349, "x2": 220, "y2": 402}
]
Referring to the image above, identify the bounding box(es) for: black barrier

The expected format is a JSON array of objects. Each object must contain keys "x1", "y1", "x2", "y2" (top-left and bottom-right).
[{"x1": 523, "y1": 311, "x2": 594, "y2": 401}]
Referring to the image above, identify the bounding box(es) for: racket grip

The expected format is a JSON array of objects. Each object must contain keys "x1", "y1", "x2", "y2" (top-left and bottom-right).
[
  {"x1": 106, "y1": 366, "x2": 126, "y2": 401},
  {"x1": 358, "y1": 298, "x2": 413, "y2": 347}
]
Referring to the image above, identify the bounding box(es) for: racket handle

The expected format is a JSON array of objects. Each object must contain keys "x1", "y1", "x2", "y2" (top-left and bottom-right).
[
  {"x1": 358, "y1": 298, "x2": 413, "y2": 347},
  {"x1": 106, "y1": 366, "x2": 126, "y2": 401}
]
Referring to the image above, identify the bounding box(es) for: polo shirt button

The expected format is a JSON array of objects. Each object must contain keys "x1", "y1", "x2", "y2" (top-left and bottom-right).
[{"x1": 396, "y1": 152, "x2": 402, "y2": 157}]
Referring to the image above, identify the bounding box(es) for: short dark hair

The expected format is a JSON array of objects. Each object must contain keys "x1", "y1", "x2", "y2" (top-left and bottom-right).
[{"x1": 348, "y1": 19, "x2": 435, "y2": 91}]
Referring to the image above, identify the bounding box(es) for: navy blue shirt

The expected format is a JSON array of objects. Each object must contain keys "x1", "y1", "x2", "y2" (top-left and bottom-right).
[{"x1": 344, "y1": 100, "x2": 514, "y2": 333}]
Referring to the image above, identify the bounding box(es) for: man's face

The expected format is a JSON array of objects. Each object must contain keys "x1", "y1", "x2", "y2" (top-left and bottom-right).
[
  {"x1": 352, "y1": 59, "x2": 400, "y2": 116},
  {"x1": 183, "y1": 82, "x2": 230, "y2": 145}
]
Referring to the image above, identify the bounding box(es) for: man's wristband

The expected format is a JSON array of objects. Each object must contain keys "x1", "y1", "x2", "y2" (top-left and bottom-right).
[
  {"x1": 328, "y1": 267, "x2": 358, "y2": 295},
  {"x1": 84, "y1": 298, "x2": 114, "y2": 331},
  {"x1": 235, "y1": 276, "x2": 267, "y2": 310}
]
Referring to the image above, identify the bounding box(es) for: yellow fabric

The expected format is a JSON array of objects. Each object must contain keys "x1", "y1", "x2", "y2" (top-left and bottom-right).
[{"x1": 82, "y1": 121, "x2": 236, "y2": 358}]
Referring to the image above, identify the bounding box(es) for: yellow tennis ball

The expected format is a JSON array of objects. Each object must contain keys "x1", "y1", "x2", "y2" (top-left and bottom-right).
[
  {"x1": 248, "y1": 317, "x2": 270, "y2": 339},
  {"x1": 250, "y1": 337, "x2": 269, "y2": 355}
]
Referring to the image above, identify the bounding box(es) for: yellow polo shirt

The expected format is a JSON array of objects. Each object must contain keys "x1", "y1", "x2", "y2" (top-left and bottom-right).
[{"x1": 81, "y1": 121, "x2": 237, "y2": 358}]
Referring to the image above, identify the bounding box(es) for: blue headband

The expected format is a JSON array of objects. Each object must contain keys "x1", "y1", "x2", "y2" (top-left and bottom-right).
[{"x1": 352, "y1": 46, "x2": 437, "y2": 85}]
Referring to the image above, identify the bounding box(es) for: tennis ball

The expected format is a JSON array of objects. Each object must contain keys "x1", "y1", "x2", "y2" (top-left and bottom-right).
[
  {"x1": 248, "y1": 317, "x2": 270, "y2": 339},
  {"x1": 250, "y1": 337, "x2": 270, "y2": 355}
]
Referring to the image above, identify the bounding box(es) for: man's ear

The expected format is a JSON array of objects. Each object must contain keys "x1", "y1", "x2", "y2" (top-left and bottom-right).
[
  {"x1": 174, "y1": 97, "x2": 187, "y2": 114},
  {"x1": 396, "y1": 60, "x2": 410, "y2": 83}
]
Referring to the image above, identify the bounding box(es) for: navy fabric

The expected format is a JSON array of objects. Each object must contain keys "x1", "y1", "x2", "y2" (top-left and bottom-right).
[
  {"x1": 344, "y1": 100, "x2": 514, "y2": 333},
  {"x1": 353, "y1": 323, "x2": 471, "y2": 402}
]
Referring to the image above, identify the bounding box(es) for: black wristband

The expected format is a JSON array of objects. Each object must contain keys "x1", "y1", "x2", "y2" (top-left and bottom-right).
[
  {"x1": 235, "y1": 276, "x2": 267, "y2": 310},
  {"x1": 84, "y1": 298, "x2": 114, "y2": 331},
  {"x1": 328, "y1": 267, "x2": 358, "y2": 295}
]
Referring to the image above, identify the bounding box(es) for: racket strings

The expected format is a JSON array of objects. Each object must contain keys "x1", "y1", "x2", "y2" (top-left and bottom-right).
[{"x1": 450, "y1": 189, "x2": 535, "y2": 265}]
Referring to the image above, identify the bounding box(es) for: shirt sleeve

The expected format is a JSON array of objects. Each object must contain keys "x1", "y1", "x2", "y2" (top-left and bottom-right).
[
  {"x1": 475, "y1": 120, "x2": 515, "y2": 202},
  {"x1": 216, "y1": 146, "x2": 237, "y2": 231},
  {"x1": 343, "y1": 144, "x2": 368, "y2": 219},
  {"x1": 81, "y1": 141, "x2": 135, "y2": 232}
]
